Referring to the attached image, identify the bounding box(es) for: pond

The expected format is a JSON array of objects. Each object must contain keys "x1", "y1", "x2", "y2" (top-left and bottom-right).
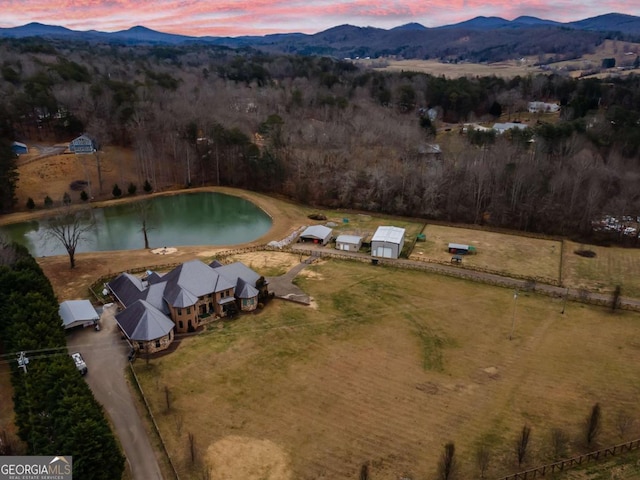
[{"x1": 0, "y1": 192, "x2": 272, "y2": 257}]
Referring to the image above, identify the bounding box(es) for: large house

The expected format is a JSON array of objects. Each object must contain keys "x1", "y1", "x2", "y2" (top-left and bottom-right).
[{"x1": 108, "y1": 259, "x2": 267, "y2": 353}]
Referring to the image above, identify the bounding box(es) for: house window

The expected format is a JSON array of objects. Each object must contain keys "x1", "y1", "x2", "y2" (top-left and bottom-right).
[
  {"x1": 155, "y1": 339, "x2": 161, "y2": 348},
  {"x1": 186, "y1": 307, "x2": 191, "y2": 314},
  {"x1": 178, "y1": 308, "x2": 182, "y2": 315},
  {"x1": 138, "y1": 342, "x2": 145, "y2": 350},
  {"x1": 178, "y1": 321, "x2": 183, "y2": 329}
]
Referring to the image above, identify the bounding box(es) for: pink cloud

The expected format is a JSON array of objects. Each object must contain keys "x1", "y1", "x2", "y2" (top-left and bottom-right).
[{"x1": 0, "y1": 0, "x2": 638, "y2": 36}]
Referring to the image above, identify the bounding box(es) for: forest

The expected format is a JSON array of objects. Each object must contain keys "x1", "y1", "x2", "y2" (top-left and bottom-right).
[
  {"x1": 1, "y1": 38, "x2": 640, "y2": 243},
  {"x1": 0, "y1": 241, "x2": 125, "y2": 479}
]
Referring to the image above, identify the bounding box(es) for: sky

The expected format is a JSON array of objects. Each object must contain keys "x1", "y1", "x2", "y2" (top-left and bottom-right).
[{"x1": 0, "y1": 0, "x2": 637, "y2": 37}]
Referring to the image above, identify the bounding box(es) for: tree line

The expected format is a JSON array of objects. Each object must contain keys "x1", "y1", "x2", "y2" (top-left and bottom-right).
[
  {"x1": 0, "y1": 241, "x2": 125, "y2": 479},
  {"x1": 2, "y1": 38, "x2": 640, "y2": 242}
]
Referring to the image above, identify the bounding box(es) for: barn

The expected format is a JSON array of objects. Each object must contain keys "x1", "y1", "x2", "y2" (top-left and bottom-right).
[
  {"x1": 11, "y1": 141, "x2": 28, "y2": 155},
  {"x1": 335, "y1": 234, "x2": 363, "y2": 252},
  {"x1": 59, "y1": 300, "x2": 100, "y2": 330},
  {"x1": 69, "y1": 134, "x2": 99, "y2": 154},
  {"x1": 299, "y1": 225, "x2": 333, "y2": 245},
  {"x1": 371, "y1": 226, "x2": 405, "y2": 259}
]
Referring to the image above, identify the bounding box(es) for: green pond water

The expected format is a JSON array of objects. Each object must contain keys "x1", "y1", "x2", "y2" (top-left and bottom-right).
[{"x1": 0, "y1": 192, "x2": 272, "y2": 257}]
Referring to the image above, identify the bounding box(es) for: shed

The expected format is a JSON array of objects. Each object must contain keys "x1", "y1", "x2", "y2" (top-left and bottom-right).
[
  {"x1": 448, "y1": 243, "x2": 474, "y2": 254},
  {"x1": 59, "y1": 300, "x2": 99, "y2": 329},
  {"x1": 299, "y1": 225, "x2": 333, "y2": 245},
  {"x1": 335, "y1": 234, "x2": 363, "y2": 252},
  {"x1": 11, "y1": 141, "x2": 28, "y2": 155},
  {"x1": 69, "y1": 134, "x2": 99, "y2": 154},
  {"x1": 371, "y1": 226, "x2": 405, "y2": 259}
]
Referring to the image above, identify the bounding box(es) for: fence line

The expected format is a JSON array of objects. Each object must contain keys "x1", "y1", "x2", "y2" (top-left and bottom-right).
[
  {"x1": 128, "y1": 363, "x2": 181, "y2": 480},
  {"x1": 497, "y1": 439, "x2": 640, "y2": 480}
]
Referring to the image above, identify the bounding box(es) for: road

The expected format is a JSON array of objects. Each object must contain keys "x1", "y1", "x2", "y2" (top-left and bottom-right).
[{"x1": 66, "y1": 305, "x2": 164, "y2": 480}]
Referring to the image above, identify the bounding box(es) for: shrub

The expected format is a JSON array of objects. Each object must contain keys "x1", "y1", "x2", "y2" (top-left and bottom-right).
[
  {"x1": 62, "y1": 192, "x2": 71, "y2": 205},
  {"x1": 143, "y1": 179, "x2": 152, "y2": 193},
  {"x1": 26, "y1": 197, "x2": 35, "y2": 210},
  {"x1": 44, "y1": 195, "x2": 53, "y2": 208},
  {"x1": 112, "y1": 184, "x2": 122, "y2": 198},
  {"x1": 80, "y1": 190, "x2": 89, "y2": 202},
  {"x1": 574, "y1": 249, "x2": 596, "y2": 258},
  {"x1": 127, "y1": 182, "x2": 137, "y2": 195}
]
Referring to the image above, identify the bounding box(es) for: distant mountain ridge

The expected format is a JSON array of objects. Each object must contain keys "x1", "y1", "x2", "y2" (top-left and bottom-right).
[{"x1": 1, "y1": 13, "x2": 639, "y2": 62}]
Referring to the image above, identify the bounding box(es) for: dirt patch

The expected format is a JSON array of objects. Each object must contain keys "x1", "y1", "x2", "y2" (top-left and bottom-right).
[{"x1": 205, "y1": 436, "x2": 292, "y2": 480}]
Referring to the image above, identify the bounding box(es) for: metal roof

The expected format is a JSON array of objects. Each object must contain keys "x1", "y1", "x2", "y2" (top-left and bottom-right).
[
  {"x1": 59, "y1": 300, "x2": 99, "y2": 328},
  {"x1": 371, "y1": 226, "x2": 405, "y2": 244},
  {"x1": 300, "y1": 225, "x2": 333, "y2": 240},
  {"x1": 448, "y1": 243, "x2": 470, "y2": 250},
  {"x1": 116, "y1": 300, "x2": 174, "y2": 341},
  {"x1": 336, "y1": 234, "x2": 362, "y2": 244}
]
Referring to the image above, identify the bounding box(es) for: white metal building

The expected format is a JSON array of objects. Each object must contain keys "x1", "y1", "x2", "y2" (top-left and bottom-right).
[
  {"x1": 335, "y1": 234, "x2": 363, "y2": 252},
  {"x1": 371, "y1": 226, "x2": 405, "y2": 259},
  {"x1": 59, "y1": 300, "x2": 100, "y2": 329}
]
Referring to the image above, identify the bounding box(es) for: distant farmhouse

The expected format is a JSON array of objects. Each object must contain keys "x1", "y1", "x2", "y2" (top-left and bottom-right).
[
  {"x1": 69, "y1": 134, "x2": 99, "y2": 154},
  {"x1": 492, "y1": 122, "x2": 529, "y2": 134},
  {"x1": 371, "y1": 226, "x2": 406, "y2": 259},
  {"x1": 107, "y1": 259, "x2": 268, "y2": 353},
  {"x1": 528, "y1": 101, "x2": 560, "y2": 114}
]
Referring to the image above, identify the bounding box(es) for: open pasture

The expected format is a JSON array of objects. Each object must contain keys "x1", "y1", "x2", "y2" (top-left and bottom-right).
[
  {"x1": 134, "y1": 258, "x2": 640, "y2": 480},
  {"x1": 563, "y1": 240, "x2": 640, "y2": 298},
  {"x1": 360, "y1": 58, "x2": 544, "y2": 79},
  {"x1": 411, "y1": 224, "x2": 562, "y2": 283}
]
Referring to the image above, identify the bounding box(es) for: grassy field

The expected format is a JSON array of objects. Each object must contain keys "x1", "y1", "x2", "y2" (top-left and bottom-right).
[
  {"x1": 359, "y1": 40, "x2": 640, "y2": 80},
  {"x1": 411, "y1": 224, "x2": 562, "y2": 283},
  {"x1": 134, "y1": 256, "x2": 640, "y2": 480},
  {"x1": 359, "y1": 58, "x2": 544, "y2": 79},
  {"x1": 562, "y1": 240, "x2": 640, "y2": 298}
]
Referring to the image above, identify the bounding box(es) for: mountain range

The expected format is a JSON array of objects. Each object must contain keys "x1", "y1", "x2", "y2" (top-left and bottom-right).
[{"x1": 1, "y1": 13, "x2": 640, "y2": 62}]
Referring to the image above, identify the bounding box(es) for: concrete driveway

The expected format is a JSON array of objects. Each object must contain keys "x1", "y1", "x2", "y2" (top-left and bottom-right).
[{"x1": 66, "y1": 304, "x2": 164, "y2": 480}]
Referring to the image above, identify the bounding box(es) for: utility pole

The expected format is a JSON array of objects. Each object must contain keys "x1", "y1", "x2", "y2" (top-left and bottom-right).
[
  {"x1": 509, "y1": 290, "x2": 519, "y2": 340},
  {"x1": 17, "y1": 351, "x2": 29, "y2": 373}
]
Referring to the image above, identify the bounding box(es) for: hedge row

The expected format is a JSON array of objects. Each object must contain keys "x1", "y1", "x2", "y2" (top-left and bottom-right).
[{"x1": 0, "y1": 243, "x2": 125, "y2": 480}]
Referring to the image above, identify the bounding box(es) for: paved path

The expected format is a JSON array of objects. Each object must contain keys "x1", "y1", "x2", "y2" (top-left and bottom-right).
[
  {"x1": 66, "y1": 305, "x2": 164, "y2": 480},
  {"x1": 266, "y1": 253, "x2": 318, "y2": 304}
]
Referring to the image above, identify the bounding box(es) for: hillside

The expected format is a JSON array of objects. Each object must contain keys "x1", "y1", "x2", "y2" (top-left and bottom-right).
[{"x1": 1, "y1": 13, "x2": 640, "y2": 62}]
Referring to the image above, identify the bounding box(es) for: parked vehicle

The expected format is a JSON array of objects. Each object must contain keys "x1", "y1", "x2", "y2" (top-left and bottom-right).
[{"x1": 71, "y1": 352, "x2": 88, "y2": 375}]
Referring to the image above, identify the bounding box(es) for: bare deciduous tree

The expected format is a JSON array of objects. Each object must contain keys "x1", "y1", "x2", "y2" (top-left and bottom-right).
[
  {"x1": 134, "y1": 200, "x2": 154, "y2": 249},
  {"x1": 550, "y1": 428, "x2": 569, "y2": 460},
  {"x1": 475, "y1": 443, "x2": 491, "y2": 479},
  {"x1": 616, "y1": 411, "x2": 634, "y2": 439},
  {"x1": 585, "y1": 403, "x2": 601, "y2": 447},
  {"x1": 43, "y1": 206, "x2": 95, "y2": 268},
  {"x1": 437, "y1": 442, "x2": 458, "y2": 480},
  {"x1": 516, "y1": 425, "x2": 531, "y2": 467}
]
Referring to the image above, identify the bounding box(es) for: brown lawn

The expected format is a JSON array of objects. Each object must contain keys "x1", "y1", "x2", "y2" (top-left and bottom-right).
[
  {"x1": 562, "y1": 240, "x2": 640, "y2": 298},
  {"x1": 411, "y1": 224, "x2": 562, "y2": 283},
  {"x1": 133, "y1": 260, "x2": 640, "y2": 480}
]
